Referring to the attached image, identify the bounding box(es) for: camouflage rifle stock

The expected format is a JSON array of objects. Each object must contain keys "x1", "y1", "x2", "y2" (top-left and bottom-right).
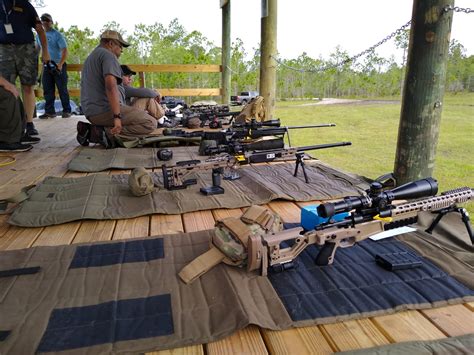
[{"x1": 246, "y1": 179, "x2": 473, "y2": 275}]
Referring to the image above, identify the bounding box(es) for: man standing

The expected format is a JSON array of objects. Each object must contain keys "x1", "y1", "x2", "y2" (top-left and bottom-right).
[
  {"x1": 0, "y1": 0, "x2": 50, "y2": 138},
  {"x1": 36, "y1": 13, "x2": 71, "y2": 118},
  {"x1": 78, "y1": 30, "x2": 155, "y2": 148}
]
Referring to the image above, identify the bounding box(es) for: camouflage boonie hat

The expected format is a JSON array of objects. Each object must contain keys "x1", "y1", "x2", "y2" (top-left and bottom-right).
[
  {"x1": 178, "y1": 206, "x2": 283, "y2": 283},
  {"x1": 128, "y1": 167, "x2": 155, "y2": 196}
]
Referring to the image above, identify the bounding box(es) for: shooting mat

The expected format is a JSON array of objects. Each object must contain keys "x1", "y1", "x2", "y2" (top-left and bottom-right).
[
  {"x1": 0, "y1": 213, "x2": 472, "y2": 353},
  {"x1": 67, "y1": 146, "x2": 201, "y2": 172},
  {"x1": 9, "y1": 161, "x2": 369, "y2": 227}
]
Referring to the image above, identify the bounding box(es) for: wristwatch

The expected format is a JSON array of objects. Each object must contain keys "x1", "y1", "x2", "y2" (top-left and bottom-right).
[{"x1": 113, "y1": 113, "x2": 122, "y2": 119}]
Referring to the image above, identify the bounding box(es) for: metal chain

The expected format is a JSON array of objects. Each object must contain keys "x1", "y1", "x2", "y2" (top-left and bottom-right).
[
  {"x1": 272, "y1": 5, "x2": 472, "y2": 74},
  {"x1": 272, "y1": 20, "x2": 412, "y2": 73},
  {"x1": 443, "y1": 5, "x2": 472, "y2": 13}
]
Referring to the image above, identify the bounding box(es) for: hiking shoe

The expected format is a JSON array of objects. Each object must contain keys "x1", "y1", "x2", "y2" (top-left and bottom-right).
[
  {"x1": 90, "y1": 125, "x2": 114, "y2": 149},
  {"x1": 62, "y1": 112, "x2": 72, "y2": 118},
  {"x1": 0, "y1": 142, "x2": 33, "y2": 152},
  {"x1": 39, "y1": 113, "x2": 56, "y2": 119},
  {"x1": 76, "y1": 121, "x2": 91, "y2": 146},
  {"x1": 26, "y1": 123, "x2": 38, "y2": 136},
  {"x1": 21, "y1": 134, "x2": 41, "y2": 144}
]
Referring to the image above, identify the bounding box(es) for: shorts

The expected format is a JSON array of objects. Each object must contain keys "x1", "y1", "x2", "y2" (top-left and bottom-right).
[{"x1": 0, "y1": 42, "x2": 39, "y2": 86}]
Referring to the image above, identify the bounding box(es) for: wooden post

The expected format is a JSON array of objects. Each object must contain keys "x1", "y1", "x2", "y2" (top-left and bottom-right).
[
  {"x1": 138, "y1": 72, "x2": 145, "y2": 88},
  {"x1": 221, "y1": 0, "x2": 231, "y2": 105},
  {"x1": 259, "y1": 0, "x2": 277, "y2": 119},
  {"x1": 393, "y1": 0, "x2": 454, "y2": 184}
]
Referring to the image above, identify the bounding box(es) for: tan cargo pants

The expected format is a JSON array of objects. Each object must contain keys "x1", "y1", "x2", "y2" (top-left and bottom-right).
[{"x1": 87, "y1": 105, "x2": 156, "y2": 137}]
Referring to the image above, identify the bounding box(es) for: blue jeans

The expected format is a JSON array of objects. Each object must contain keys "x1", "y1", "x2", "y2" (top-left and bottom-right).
[{"x1": 42, "y1": 63, "x2": 71, "y2": 114}]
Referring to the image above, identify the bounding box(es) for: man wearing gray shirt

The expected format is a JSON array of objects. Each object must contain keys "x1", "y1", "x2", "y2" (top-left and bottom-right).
[{"x1": 78, "y1": 30, "x2": 155, "y2": 148}]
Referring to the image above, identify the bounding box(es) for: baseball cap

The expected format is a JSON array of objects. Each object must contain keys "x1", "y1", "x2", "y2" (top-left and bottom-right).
[
  {"x1": 40, "y1": 13, "x2": 53, "y2": 22},
  {"x1": 121, "y1": 65, "x2": 136, "y2": 76},
  {"x1": 100, "y1": 30, "x2": 130, "y2": 48}
]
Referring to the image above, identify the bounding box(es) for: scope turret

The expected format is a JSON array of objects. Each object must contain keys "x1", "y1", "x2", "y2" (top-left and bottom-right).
[{"x1": 317, "y1": 177, "x2": 438, "y2": 218}]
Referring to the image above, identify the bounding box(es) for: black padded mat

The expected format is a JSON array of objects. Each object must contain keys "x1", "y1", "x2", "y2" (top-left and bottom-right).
[{"x1": 269, "y1": 236, "x2": 474, "y2": 322}]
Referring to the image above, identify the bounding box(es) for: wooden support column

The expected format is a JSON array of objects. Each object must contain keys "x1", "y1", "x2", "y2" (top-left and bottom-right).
[
  {"x1": 259, "y1": 0, "x2": 277, "y2": 119},
  {"x1": 393, "y1": 0, "x2": 454, "y2": 184},
  {"x1": 221, "y1": 0, "x2": 231, "y2": 105},
  {"x1": 138, "y1": 72, "x2": 145, "y2": 88}
]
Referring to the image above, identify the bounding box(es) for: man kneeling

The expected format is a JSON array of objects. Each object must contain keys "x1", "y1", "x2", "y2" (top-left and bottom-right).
[{"x1": 78, "y1": 30, "x2": 156, "y2": 148}]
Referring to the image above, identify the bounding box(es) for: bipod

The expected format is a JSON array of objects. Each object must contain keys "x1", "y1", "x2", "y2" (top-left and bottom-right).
[
  {"x1": 293, "y1": 152, "x2": 309, "y2": 183},
  {"x1": 425, "y1": 206, "x2": 473, "y2": 244}
]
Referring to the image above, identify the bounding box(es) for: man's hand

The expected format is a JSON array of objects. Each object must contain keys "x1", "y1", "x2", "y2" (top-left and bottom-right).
[
  {"x1": 110, "y1": 118, "x2": 122, "y2": 135},
  {"x1": 42, "y1": 52, "x2": 51, "y2": 64},
  {"x1": 57, "y1": 63, "x2": 63, "y2": 71}
]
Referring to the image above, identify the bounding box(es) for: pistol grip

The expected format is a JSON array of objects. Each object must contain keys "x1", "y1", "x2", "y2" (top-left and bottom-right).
[{"x1": 315, "y1": 242, "x2": 338, "y2": 266}]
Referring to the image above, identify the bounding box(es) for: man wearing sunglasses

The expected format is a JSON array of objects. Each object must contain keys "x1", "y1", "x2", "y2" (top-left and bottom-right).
[
  {"x1": 79, "y1": 30, "x2": 156, "y2": 148},
  {"x1": 36, "y1": 13, "x2": 71, "y2": 119}
]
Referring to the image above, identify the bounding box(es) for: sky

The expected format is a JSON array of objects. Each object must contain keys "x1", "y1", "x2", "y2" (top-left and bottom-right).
[{"x1": 37, "y1": 0, "x2": 473, "y2": 63}]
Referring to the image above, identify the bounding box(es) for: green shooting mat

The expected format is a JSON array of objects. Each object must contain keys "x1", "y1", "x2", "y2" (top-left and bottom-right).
[
  {"x1": 9, "y1": 161, "x2": 369, "y2": 227},
  {"x1": 0, "y1": 213, "x2": 472, "y2": 354},
  {"x1": 67, "y1": 146, "x2": 201, "y2": 172}
]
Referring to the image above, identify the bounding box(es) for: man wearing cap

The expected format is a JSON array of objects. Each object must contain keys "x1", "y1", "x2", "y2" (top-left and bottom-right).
[
  {"x1": 119, "y1": 64, "x2": 165, "y2": 121},
  {"x1": 0, "y1": 0, "x2": 50, "y2": 139},
  {"x1": 36, "y1": 13, "x2": 71, "y2": 119},
  {"x1": 79, "y1": 30, "x2": 156, "y2": 148}
]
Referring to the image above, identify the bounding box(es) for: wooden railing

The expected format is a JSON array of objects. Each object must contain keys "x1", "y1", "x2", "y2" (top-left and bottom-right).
[{"x1": 35, "y1": 63, "x2": 223, "y2": 98}]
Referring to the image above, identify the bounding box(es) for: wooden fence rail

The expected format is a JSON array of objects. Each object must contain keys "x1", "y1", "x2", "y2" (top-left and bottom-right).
[{"x1": 35, "y1": 64, "x2": 223, "y2": 98}]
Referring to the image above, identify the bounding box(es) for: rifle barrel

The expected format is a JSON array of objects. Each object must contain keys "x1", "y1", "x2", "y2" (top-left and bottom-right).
[
  {"x1": 296, "y1": 142, "x2": 352, "y2": 151},
  {"x1": 287, "y1": 123, "x2": 336, "y2": 129}
]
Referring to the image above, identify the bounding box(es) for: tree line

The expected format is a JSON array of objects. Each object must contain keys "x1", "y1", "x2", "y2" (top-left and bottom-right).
[{"x1": 60, "y1": 19, "x2": 473, "y2": 99}]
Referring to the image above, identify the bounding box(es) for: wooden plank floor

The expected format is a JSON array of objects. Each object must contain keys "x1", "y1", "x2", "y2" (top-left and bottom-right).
[{"x1": 0, "y1": 116, "x2": 473, "y2": 354}]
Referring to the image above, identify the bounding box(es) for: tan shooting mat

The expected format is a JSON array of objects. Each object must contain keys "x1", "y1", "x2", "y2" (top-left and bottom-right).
[
  {"x1": 0, "y1": 214, "x2": 472, "y2": 354},
  {"x1": 67, "y1": 146, "x2": 201, "y2": 172},
  {"x1": 9, "y1": 161, "x2": 369, "y2": 227}
]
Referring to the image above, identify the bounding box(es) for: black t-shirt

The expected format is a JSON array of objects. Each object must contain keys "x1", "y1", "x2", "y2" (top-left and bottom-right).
[{"x1": 0, "y1": 0, "x2": 40, "y2": 44}]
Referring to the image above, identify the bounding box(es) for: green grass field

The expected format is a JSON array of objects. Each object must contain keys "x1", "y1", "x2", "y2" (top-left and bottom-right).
[{"x1": 275, "y1": 93, "x2": 474, "y2": 213}]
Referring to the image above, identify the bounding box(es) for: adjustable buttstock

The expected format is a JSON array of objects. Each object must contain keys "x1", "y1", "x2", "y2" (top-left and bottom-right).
[{"x1": 315, "y1": 242, "x2": 338, "y2": 266}]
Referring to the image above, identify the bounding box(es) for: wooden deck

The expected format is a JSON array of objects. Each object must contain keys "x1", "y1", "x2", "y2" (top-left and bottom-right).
[{"x1": 0, "y1": 116, "x2": 473, "y2": 354}]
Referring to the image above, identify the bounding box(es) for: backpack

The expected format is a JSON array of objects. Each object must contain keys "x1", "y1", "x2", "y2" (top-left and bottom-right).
[{"x1": 178, "y1": 205, "x2": 282, "y2": 283}]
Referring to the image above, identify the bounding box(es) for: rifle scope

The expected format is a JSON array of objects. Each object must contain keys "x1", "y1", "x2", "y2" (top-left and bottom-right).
[{"x1": 317, "y1": 177, "x2": 438, "y2": 218}]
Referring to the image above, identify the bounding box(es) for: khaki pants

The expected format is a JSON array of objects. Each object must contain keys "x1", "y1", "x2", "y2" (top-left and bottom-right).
[
  {"x1": 0, "y1": 87, "x2": 24, "y2": 143},
  {"x1": 131, "y1": 97, "x2": 165, "y2": 120},
  {"x1": 87, "y1": 105, "x2": 156, "y2": 137}
]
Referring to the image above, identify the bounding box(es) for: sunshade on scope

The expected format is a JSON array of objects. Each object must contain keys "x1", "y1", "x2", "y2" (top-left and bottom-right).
[{"x1": 317, "y1": 178, "x2": 439, "y2": 219}]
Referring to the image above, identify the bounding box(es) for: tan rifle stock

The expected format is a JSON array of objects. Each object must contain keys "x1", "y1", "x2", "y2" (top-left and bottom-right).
[{"x1": 247, "y1": 187, "x2": 473, "y2": 276}]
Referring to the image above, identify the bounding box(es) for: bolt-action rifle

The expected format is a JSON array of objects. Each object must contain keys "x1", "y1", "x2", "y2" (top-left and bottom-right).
[
  {"x1": 184, "y1": 110, "x2": 241, "y2": 128},
  {"x1": 163, "y1": 119, "x2": 336, "y2": 152},
  {"x1": 162, "y1": 142, "x2": 352, "y2": 195},
  {"x1": 245, "y1": 178, "x2": 473, "y2": 275}
]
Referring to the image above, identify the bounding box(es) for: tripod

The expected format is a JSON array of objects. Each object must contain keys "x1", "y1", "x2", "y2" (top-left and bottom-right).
[{"x1": 425, "y1": 206, "x2": 473, "y2": 243}]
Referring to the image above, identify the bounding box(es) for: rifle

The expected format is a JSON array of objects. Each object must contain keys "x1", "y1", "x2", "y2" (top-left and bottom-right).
[
  {"x1": 162, "y1": 121, "x2": 336, "y2": 151},
  {"x1": 228, "y1": 118, "x2": 336, "y2": 146},
  {"x1": 162, "y1": 142, "x2": 352, "y2": 195},
  {"x1": 184, "y1": 110, "x2": 241, "y2": 128},
  {"x1": 245, "y1": 178, "x2": 473, "y2": 275}
]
